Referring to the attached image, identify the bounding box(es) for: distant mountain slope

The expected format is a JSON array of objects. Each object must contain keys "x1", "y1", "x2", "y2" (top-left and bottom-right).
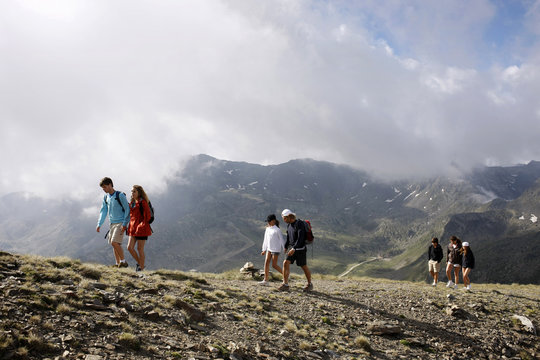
[{"x1": 1, "y1": 155, "x2": 540, "y2": 284}]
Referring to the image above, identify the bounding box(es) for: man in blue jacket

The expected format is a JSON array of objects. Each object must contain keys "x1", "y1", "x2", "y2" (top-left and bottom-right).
[
  {"x1": 96, "y1": 177, "x2": 130, "y2": 268},
  {"x1": 279, "y1": 209, "x2": 313, "y2": 292}
]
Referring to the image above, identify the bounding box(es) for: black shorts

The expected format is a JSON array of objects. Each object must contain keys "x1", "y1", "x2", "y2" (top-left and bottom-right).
[
  {"x1": 286, "y1": 249, "x2": 307, "y2": 267},
  {"x1": 135, "y1": 236, "x2": 148, "y2": 241}
]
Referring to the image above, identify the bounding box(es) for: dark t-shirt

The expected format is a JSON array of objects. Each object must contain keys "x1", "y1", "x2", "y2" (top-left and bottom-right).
[{"x1": 286, "y1": 220, "x2": 306, "y2": 250}]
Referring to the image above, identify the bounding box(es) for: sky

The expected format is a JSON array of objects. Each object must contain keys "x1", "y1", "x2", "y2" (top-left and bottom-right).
[{"x1": 1, "y1": 0, "x2": 540, "y2": 199}]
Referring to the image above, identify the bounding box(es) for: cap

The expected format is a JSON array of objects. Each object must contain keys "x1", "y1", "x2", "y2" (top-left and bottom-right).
[
  {"x1": 462, "y1": 242, "x2": 469, "y2": 247},
  {"x1": 266, "y1": 214, "x2": 277, "y2": 223},
  {"x1": 281, "y1": 209, "x2": 295, "y2": 217}
]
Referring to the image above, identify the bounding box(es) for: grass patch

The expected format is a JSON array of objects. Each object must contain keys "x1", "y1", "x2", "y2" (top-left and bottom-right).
[
  {"x1": 118, "y1": 333, "x2": 140, "y2": 351},
  {"x1": 354, "y1": 336, "x2": 372, "y2": 352},
  {"x1": 56, "y1": 303, "x2": 74, "y2": 314},
  {"x1": 154, "y1": 269, "x2": 190, "y2": 281},
  {"x1": 77, "y1": 264, "x2": 101, "y2": 280}
]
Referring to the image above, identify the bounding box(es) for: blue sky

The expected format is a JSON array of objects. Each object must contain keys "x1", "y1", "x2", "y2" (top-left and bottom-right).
[{"x1": 0, "y1": 0, "x2": 539, "y2": 198}]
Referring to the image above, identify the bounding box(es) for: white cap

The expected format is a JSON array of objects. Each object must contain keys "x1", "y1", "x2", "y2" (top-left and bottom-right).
[
  {"x1": 281, "y1": 209, "x2": 295, "y2": 217},
  {"x1": 462, "y1": 242, "x2": 469, "y2": 247}
]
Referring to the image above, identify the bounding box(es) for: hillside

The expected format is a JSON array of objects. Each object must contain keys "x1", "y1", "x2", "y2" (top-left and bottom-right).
[
  {"x1": 0, "y1": 252, "x2": 538, "y2": 359},
  {"x1": 1, "y1": 155, "x2": 540, "y2": 284}
]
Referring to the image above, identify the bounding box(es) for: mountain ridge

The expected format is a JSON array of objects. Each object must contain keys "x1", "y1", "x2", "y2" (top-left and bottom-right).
[{"x1": 1, "y1": 155, "x2": 540, "y2": 284}]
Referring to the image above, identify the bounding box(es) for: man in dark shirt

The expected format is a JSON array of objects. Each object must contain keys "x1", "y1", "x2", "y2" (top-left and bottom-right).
[
  {"x1": 428, "y1": 237, "x2": 443, "y2": 286},
  {"x1": 279, "y1": 209, "x2": 313, "y2": 292}
]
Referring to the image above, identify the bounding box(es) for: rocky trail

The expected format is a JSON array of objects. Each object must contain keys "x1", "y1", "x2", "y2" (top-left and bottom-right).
[{"x1": 0, "y1": 251, "x2": 538, "y2": 359}]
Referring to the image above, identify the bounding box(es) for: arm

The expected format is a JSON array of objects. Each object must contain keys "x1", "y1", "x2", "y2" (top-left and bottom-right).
[
  {"x1": 96, "y1": 196, "x2": 108, "y2": 231},
  {"x1": 261, "y1": 228, "x2": 269, "y2": 253},
  {"x1": 120, "y1": 193, "x2": 131, "y2": 228}
]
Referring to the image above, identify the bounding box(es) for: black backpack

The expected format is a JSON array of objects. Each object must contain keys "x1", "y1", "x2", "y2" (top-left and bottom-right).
[
  {"x1": 139, "y1": 200, "x2": 155, "y2": 224},
  {"x1": 104, "y1": 191, "x2": 126, "y2": 213}
]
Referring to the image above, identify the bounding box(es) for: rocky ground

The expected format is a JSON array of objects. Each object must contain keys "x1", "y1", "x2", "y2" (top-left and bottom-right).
[{"x1": 0, "y1": 251, "x2": 538, "y2": 360}]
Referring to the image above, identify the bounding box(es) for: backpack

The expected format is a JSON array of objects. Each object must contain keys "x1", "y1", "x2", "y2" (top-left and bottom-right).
[
  {"x1": 301, "y1": 219, "x2": 314, "y2": 245},
  {"x1": 139, "y1": 200, "x2": 155, "y2": 224},
  {"x1": 105, "y1": 191, "x2": 126, "y2": 213}
]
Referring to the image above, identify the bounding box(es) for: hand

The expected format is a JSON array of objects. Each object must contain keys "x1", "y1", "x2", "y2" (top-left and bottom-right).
[
  {"x1": 96, "y1": 226, "x2": 100, "y2": 233},
  {"x1": 288, "y1": 248, "x2": 295, "y2": 256},
  {"x1": 261, "y1": 251, "x2": 265, "y2": 256},
  {"x1": 122, "y1": 226, "x2": 127, "y2": 233}
]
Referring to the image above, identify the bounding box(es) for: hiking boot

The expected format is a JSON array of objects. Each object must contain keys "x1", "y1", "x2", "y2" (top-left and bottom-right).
[
  {"x1": 303, "y1": 283, "x2": 313, "y2": 292},
  {"x1": 277, "y1": 283, "x2": 289, "y2": 291},
  {"x1": 118, "y1": 262, "x2": 129, "y2": 268}
]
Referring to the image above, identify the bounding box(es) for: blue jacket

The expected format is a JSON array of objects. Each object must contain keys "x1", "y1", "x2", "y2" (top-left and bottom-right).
[{"x1": 97, "y1": 191, "x2": 130, "y2": 227}]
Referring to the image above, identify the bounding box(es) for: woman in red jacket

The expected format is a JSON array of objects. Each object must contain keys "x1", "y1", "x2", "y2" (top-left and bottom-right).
[{"x1": 127, "y1": 185, "x2": 152, "y2": 272}]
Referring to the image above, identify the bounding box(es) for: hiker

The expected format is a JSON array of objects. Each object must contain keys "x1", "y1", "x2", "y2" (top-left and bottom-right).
[
  {"x1": 259, "y1": 214, "x2": 286, "y2": 285},
  {"x1": 96, "y1": 177, "x2": 130, "y2": 268},
  {"x1": 279, "y1": 209, "x2": 313, "y2": 292},
  {"x1": 445, "y1": 235, "x2": 462, "y2": 289},
  {"x1": 126, "y1": 185, "x2": 153, "y2": 272},
  {"x1": 460, "y1": 242, "x2": 475, "y2": 290},
  {"x1": 428, "y1": 237, "x2": 443, "y2": 286}
]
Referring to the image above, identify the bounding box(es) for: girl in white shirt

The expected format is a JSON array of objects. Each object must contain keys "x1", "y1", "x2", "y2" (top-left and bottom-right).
[{"x1": 260, "y1": 214, "x2": 286, "y2": 285}]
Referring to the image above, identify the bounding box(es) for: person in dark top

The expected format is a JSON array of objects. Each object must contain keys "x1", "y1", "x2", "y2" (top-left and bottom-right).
[
  {"x1": 460, "y1": 242, "x2": 475, "y2": 291},
  {"x1": 446, "y1": 235, "x2": 463, "y2": 289},
  {"x1": 278, "y1": 209, "x2": 312, "y2": 292},
  {"x1": 428, "y1": 237, "x2": 444, "y2": 286}
]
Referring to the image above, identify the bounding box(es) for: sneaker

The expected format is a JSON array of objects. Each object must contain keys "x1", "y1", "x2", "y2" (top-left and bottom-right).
[
  {"x1": 303, "y1": 283, "x2": 313, "y2": 292},
  {"x1": 446, "y1": 281, "x2": 454, "y2": 288},
  {"x1": 259, "y1": 280, "x2": 269, "y2": 286},
  {"x1": 432, "y1": 281, "x2": 437, "y2": 287},
  {"x1": 277, "y1": 283, "x2": 290, "y2": 291},
  {"x1": 111, "y1": 264, "x2": 120, "y2": 268},
  {"x1": 466, "y1": 285, "x2": 471, "y2": 290},
  {"x1": 136, "y1": 264, "x2": 141, "y2": 272},
  {"x1": 118, "y1": 262, "x2": 129, "y2": 268},
  {"x1": 453, "y1": 284, "x2": 458, "y2": 289}
]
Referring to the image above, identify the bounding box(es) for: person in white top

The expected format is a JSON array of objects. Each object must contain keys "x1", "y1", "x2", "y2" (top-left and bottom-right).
[{"x1": 259, "y1": 214, "x2": 286, "y2": 285}]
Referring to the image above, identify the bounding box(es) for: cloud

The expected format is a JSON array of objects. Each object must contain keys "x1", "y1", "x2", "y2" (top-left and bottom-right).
[{"x1": 1, "y1": 0, "x2": 540, "y2": 198}]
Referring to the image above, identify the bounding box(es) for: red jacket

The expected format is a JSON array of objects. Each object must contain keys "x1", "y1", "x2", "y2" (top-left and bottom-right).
[{"x1": 127, "y1": 199, "x2": 152, "y2": 237}]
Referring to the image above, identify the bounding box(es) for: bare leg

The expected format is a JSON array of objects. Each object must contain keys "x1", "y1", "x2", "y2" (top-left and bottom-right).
[
  {"x1": 301, "y1": 265, "x2": 312, "y2": 284},
  {"x1": 446, "y1": 263, "x2": 453, "y2": 282},
  {"x1": 137, "y1": 240, "x2": 146, "y2": 269},
  {"x1": 271, "y1": 254, "x2": 283, "y2": 275},
  {"x1": 111, "y1": 242, "x2": 124, "y2": 264},
  {"x1": 282, "y1": 260, "x2": 291, "y2": 285},
  {"x1": 263, "y1": 252, "x2": 271, "y2": 281},
  {"x1": 127, "y1": 237, "x2": 140, "y2": 265},
  {"x1": 453, "y1": 266, "x2": 460, "y2": 285},
  {"x1": 463, "y1": 268, "x2": 470, "y2": 286}
]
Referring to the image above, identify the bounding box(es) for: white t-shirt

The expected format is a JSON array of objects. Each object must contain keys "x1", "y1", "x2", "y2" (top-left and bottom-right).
[{"x1": 262, "y1": 225, "x2": 286, "y2": 253}]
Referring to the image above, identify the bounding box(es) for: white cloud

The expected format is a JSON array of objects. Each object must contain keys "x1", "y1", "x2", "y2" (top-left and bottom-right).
[{"x1": 1, "y1": 0, "x2": 540, "y2": 198}]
